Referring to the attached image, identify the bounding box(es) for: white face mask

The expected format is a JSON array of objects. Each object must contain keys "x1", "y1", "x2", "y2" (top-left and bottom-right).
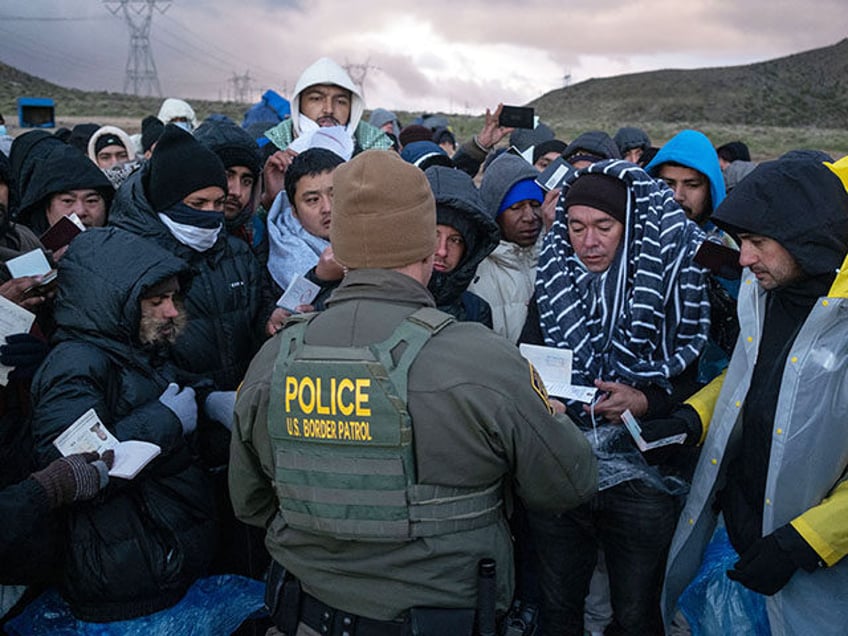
[{"x1": 158, "y1": 213, "x2": 221, "y2": 251}]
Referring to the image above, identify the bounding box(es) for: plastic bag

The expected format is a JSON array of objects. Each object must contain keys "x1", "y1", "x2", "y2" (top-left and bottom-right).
[
  {"x1": 676, "y1": 525, "x2": 771, "y2": 636},
  {"x1": 6, "y1": 574, "x2": 266, "y2": 636},
  {"x1": 587, "y1": 424, "x2": 689, "y2": 496}
]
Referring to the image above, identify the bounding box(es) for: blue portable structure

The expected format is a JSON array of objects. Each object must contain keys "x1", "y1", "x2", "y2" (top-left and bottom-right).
[{"x1": 17, "y1": 97, "x2": 56, "y2": 128}]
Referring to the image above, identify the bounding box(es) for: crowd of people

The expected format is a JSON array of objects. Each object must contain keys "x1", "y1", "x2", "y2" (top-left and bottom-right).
[{"x1": 1, "y1": 54, "x2": 847, "y2": 636}]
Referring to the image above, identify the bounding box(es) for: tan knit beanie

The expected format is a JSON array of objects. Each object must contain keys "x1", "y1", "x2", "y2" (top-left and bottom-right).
[{"x1": 331, "y1": 149, "x2": 436, "y2": 269}]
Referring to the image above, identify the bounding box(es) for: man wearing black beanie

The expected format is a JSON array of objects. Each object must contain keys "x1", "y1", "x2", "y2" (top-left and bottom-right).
[{"x1": 524, "y1": 160, "x2": 710, "y2": 635}]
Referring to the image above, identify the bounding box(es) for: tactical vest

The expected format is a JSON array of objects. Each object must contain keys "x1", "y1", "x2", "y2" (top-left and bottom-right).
[{"x1": 267, "y1": 307, "x2": 503, "y2": 541}]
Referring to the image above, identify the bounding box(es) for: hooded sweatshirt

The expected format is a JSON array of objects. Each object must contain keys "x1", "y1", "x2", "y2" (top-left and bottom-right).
[
  {"x1": 157, "y1": 97, "x2": 198, "y2": 130},
  {"x1": 263, "y1": 58, "x2": 392, "y2": 154},
  {"x1": 645, "y1": 129, "x2": 726, "y2": 218},
  {"x1": 469, "y1": 154, "x2": 543, "y2": 342},
  {"x1": 425, "y1": 166, "x2": 500, "y2": 325}
]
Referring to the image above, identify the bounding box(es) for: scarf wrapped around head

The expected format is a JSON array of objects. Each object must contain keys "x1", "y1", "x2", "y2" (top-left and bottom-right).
[{"x1": 535, "y1": 159, "x2": 711, "y2": 391}]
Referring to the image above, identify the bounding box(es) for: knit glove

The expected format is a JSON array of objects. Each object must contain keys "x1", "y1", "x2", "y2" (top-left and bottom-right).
[
  {"x1": 158, "y1": 382, "x2": 197, "y2": 435},
  {"x1": 31, "y1": 450, "x2": 113, "y2": 509},
  {"x1": 640, "y1": 404, "x2": 703, "y2": 446},
  {"x1": 1, "y1": 333, "x2": 49, "y2": 381},
  {"x1": 726, "y1": 524, "x2": 820, "y2": 595},
  {"x1": 204, "y1": 390, "x2": 236, "y2": 431}
]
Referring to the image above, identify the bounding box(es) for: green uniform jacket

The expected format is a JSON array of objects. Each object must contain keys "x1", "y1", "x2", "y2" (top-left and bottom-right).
[{"x1": 230, "y1": 268, "x2": 597, "y2": 620}]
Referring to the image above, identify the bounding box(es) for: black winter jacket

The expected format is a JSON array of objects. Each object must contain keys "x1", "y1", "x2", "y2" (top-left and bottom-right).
[
  {"x1": 30, "y1": 228, "x2": 218, "y2": 622},
  {"x1": 424, "y1": 166, "x2": 499, "y2": 326},
  {"x1": 109, "y1": 168, "x2": 265, "y2": 390}
]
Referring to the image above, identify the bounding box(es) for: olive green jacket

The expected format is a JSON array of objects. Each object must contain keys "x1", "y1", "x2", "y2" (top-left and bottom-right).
[{"x1": 229, "y1": 268, "x2": 596, "y2": 620}]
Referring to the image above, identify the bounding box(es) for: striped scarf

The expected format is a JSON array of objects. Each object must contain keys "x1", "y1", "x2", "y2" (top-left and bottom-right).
[{"x1": 536, "y1": 159, "x2": 710, "y2": 392}]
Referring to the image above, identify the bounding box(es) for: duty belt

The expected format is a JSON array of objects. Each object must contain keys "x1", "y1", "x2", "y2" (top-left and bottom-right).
[{"x1": 299, "y1": 591, "x2": 406, "y2": 636}]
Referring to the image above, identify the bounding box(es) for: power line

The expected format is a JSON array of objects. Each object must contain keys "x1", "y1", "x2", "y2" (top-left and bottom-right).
[
  {"x1": 343, "y1": 59, "x2": 379, "y2": 101},
  {"x1": 157, "y1": 12, "x2": 281, "y2": 86},
  {"x1": 103, "y1": 0, "x2": 171, "y2": 97},
  {"x1": 0, "y1": 15, "x2": 110, "y2": 22},
  {"x1": 0, "y1": 24, "x2": 123, "y2": 79}
]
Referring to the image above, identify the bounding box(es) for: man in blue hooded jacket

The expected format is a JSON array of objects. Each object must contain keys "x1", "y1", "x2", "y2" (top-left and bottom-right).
[{"x1": 645, "y1": 129, "x2": 725, "y2": 228}]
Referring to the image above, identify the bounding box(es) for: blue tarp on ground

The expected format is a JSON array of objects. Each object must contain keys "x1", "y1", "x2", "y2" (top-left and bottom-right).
[{"x1": 7, "y1": 575, "x2": 266, "y2": 636}]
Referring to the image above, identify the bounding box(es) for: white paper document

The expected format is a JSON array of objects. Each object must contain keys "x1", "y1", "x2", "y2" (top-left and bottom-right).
[
  {"x1": 621, "y1": 409, "x2": 687, "y2": 452},
  {"x1": 5, "y1": 248, "x2": 53, "y2": 279},
  {"x1": 0, "y1": 295, "x2": 36, "y2": 386},
  {"x1": 276, "y1": 274, "x2": 321, "y2": 313},
  {"x1": 53, "y1": 408, "x2": 161, "y2": 479},
  {"x1": 518, "y1": 344, "x2": 597, "y2": 402}
]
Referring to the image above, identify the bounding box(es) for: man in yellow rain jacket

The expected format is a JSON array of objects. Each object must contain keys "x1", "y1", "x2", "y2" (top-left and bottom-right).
[{"x1": 658, "y1": 155, "x2": 848, "y2": 635}]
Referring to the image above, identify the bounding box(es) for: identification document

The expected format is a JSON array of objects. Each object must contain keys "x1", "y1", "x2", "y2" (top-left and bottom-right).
[
  {"x1": 276, "y1": 274, "x2": 320, "y2": 313},
  {"x1": 5, "y1": 248, "x2": 53, "y2": 279},
  {"x1": 53, "y1": 408, "x2": 161, "y2": 479},
  {"x1": 621, "y1": 409, "x2": 687, "y2": 451},
  {"x1": 0, "y1": 295, "x2": 36, "y2": 386},
  {"x1": 39, "y1": 213, "x2": 85, "y2": 251},
  {"x1": 518, "y1": 344, "x2": 597, "y2": 402}
]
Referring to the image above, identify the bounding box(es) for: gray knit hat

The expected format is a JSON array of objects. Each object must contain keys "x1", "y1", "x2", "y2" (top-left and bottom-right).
[{"x1": 479, "y1": 154, "x2": 539, "y2": 219}]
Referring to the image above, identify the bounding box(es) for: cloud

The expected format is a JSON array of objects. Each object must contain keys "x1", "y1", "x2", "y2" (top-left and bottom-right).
[{"x1": 2, "y1": 0, "x2": 846, "y2": 113}]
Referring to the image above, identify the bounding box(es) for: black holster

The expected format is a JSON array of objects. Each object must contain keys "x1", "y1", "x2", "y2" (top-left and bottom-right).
[{"x1": 264, "y1": 559, "x2": 301, "y2": 635}]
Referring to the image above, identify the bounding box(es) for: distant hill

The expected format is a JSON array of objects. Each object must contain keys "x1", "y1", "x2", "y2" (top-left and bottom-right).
[
  {"x1": 0, "y1": 61, "x2": 247, "y2": 127},
  {"x1": 531, "y1": 38, "x2": 848, "y2": 128}
]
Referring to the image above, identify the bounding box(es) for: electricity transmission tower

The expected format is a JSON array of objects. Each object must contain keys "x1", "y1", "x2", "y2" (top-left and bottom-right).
[
  {"x1": 103, "y1": 0, "x2": 171, "y2": 97},
  {"x1": 228, "y1": 71, "x2": 253, "y2": 103},
  {"x1": 343, "y1": 59, "x2": 379, "y2": 101}
]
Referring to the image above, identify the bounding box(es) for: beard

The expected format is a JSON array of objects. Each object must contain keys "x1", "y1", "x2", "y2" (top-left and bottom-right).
[{"x1": 139, "y1": 301, "x2": 187, "y2": 349}]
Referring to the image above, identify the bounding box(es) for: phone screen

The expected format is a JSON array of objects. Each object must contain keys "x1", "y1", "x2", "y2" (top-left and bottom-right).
[{"x1": 499, "y1": 105, "x2": 535, "y2": 129}]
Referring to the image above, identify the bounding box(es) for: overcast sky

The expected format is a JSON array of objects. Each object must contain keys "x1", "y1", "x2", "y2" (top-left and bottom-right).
[{"x1": 2, "y1": 0, "x2": 847, "y2": 114}]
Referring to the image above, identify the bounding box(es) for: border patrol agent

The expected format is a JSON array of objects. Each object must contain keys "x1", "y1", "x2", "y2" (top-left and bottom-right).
[{"x1": 229, "y1": 150, "x2": 597, "y2": 635}]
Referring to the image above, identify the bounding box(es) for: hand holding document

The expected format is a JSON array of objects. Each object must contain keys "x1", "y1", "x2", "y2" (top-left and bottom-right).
[
  {"x1": 53, "y1": 408, "x2": 161, "y2": 479},
  {"x1": 518, "y1": 344, "x2": 597, "y2": 402},
  {"x1": 0, "y1": 295, "x2": 36, "y2": 386}
]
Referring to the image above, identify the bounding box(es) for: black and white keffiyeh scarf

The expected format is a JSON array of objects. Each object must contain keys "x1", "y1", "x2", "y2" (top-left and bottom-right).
[{"x1": 535, "y1": 159, "x2": 711, "y2": 392}]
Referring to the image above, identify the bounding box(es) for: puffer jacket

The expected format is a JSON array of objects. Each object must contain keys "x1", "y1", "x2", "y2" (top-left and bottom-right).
[
  {"x1": 424, "y1": 166, "x2": 500, "y2": 326},
  {"x1": 29, "y1": 227, "x2": 218, "y2": 622},
  {"x1": 109, "y1": 168, "x2": 265, "y2": 390}
]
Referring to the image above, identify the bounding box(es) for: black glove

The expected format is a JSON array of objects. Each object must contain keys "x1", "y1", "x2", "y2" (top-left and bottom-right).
[
  {"x1": 31, "y1": 451, "x2": 114, "y2": 509},
  {"x1": 640, "y1": 404, "x2": 702, "y2": 446},
  {"x1": 726, "y1": 524, "x2": 820, "y2": 595},
  {"x1": 1, "y1": 333, "x2": 49, "y2": 381}
]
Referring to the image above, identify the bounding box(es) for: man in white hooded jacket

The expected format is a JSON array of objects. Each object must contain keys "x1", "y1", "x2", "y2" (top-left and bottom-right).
[{"x1": 260, "y1": 58, "x2": 392, "y2": 210}]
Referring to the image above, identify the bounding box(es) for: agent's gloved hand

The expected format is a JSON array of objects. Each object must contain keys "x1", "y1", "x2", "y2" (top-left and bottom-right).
[
  {"x1": 31, "y1": 450, "x2": 114, "y2": 509},
  {"x1": 1, "y1": 333, "x2": 49, "y2": 381},
  {"x1": 640, "y1": 404, "x2": 703, "y2": 446},
  {"x1": 204, "y1": 390, "x2": 236, "y2": 431},
  {"x1": 726, "y1": 525, "x2": 820, "y2": 595},
  {"x1": 158, "y1": 382, "x2": 197, "y2": 435}
]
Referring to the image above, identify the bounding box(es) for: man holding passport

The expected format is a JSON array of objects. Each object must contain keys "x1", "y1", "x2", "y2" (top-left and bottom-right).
[{"x1": 28, "y1": 227, "x2": 218, "y2": 622}]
